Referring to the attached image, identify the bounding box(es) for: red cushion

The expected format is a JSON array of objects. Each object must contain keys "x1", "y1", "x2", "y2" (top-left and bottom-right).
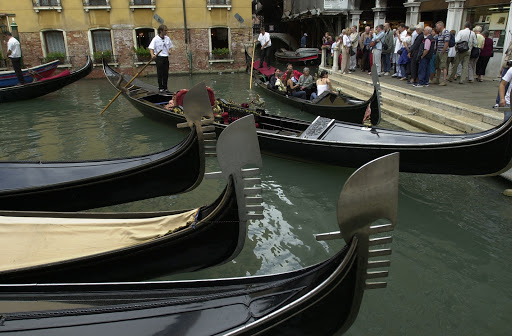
[
  {"x1": 39, "y1": 70, "x2": 71, "y2": 81},
  {"x1": 175, "y1": 89, "x2": 189, "y2": 107}
]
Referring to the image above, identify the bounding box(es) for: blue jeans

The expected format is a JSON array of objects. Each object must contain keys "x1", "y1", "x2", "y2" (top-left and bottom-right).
[
  {"x1": 292, "y1": 90, "x2": 306, "y2": 99},
  {"x1": 382, "y1": 53, "x2": 391, "y2": 72},
  {"x1": 400, "y1": 64, "x2": 407, "y2": 78},
  {"x1": 310, "y1": 92, "x2": 318, "y2": 100},
  {"x1": 418, "y1": 57, "x2": 430, "y2": 85},
  {"x1": 496, "y1": 67, "x2": 510, "y2": 105}
]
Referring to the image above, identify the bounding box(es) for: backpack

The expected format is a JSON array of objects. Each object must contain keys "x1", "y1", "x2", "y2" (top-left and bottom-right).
[
  {"x1": 427, "y1": 36, "x2": 436, "y2": 59},
  {"x1": 448, "y1": 32, "x2": 455, "y2": 48}
]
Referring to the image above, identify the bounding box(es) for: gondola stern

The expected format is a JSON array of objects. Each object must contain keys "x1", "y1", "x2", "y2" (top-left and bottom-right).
[{"x1": 205, "y1": 115, "x2": 264, "y2": 260}]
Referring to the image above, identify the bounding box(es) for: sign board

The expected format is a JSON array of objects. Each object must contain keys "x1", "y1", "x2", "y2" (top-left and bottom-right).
[
  {"x1": 324, "y1": 0, "x2": 348, "y2": 10},
  {"x1": 153, "y1": 13, "x2": 164, "y2": 25},
  {"x1": 234, "y1": 13, "x2": 244, "y2": 24}
]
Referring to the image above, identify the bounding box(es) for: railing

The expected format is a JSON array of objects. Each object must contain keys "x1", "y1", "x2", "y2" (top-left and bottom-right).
[
  {"x1": 207, "y1": 0, "x2": 232, "y2": 10},
  {"x1": 33, "y1": 0, "x2": 62, "y2": 12},
  {"x1": 129, "y1": 0, "x2": 155, "y2": 11},
  {"x1": 83, "y1": 0, "x2": 111, "y2": 11}
]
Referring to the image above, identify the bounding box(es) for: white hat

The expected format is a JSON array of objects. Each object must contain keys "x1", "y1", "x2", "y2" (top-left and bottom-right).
[{"x1": 304, "y1": 33, "x2": 307, "y2": 36}]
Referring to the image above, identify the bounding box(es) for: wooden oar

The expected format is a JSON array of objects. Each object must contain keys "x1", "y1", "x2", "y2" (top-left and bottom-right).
[
  {"x1": 100, "y1": 50, "x2": 162, "y2": 115},
  {"x1": 249, "y1": 42, "x2": 256, "y2": 90}
]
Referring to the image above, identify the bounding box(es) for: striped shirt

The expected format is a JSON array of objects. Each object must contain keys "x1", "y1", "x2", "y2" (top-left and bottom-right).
[{"x1": 437, "y1": 29, "x2": 450, "y2": 52}]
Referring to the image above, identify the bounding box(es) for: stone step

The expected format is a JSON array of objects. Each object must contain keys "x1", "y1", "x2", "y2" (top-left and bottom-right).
[
  {"x1": 329, "y1": 73, "x2": 494, "y2": 133},
  {"x1": 336, "y1": 79, "x2": 464, "y2": 134},
  {"x1": 328, "y1": 71, "x2": 503, "y2": 128}
]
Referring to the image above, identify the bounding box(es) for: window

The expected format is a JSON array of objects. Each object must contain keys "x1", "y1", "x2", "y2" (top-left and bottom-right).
[
  {"x1": 43, "y1": 31, "x2": 66, "y2": 55},
  {"x1": 33, "y1": 0, "x2": 62, "y2": 12},
  {"x1": 91, "y1": 29, "x2": 112, "y2": 52},
  {"x1": 129, "y1": 0, "x2": 156, "y2": 11},
  {"x1": 83, "y1": 0, "x2": 111, "y2": 11},
  {"x1": 135, "y1": 28, "x2": 155, "y2": 48},
  {"x1": 211, "y1": 27, "x2": 229, "y2": 50},
  {"x1": 207, "y1": 0, "x2": 232, "y2": 10}
]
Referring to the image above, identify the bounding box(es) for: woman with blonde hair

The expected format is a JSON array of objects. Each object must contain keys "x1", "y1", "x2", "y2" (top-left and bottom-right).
[{"x1": 341, "y1": 29, "x2": 352, "y2": 74}]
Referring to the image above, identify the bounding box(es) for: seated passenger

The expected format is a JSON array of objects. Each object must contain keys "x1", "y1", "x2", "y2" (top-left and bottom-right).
[
  {"x1": 285, "y1": 70, "x2": 306, "y2": 99},
  {"x1": 298, "y1": 67, "x2": 317, "y2": 100},
  {"x1": 274, "y1": 77, "x2": 286, "y2": 92},
  {"x1": 269, "y1": 69, "x2": 282, "y2": 89},
  {"x1": 316, "y1": 70, "x2": 336, "y2": 97},
  {"x1": 164, "y1": 94, "x2": 177, "y2": 110},
  {"x1": 281, "y1": 63, "x2": 301, "y2": 83}
]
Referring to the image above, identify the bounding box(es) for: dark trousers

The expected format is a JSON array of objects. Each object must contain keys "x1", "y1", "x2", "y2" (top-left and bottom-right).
[
  {"x1": 361, "y1": 49, "x2": 371, "y2": 71},
  {"x1": 382, "y1": 53, "x2": 391, "y2": 72},
  {"x1": 10, "y1": 57, "x2": 25, "y2": 84},
  {"x1": 155, "y1": 56, "x2": 169, "y2": 90},
  {"x1": 476, "y1": 56, "x2": 491, "y2": 76},
  {"x1": 410, "y1": 55, "x2": 419, "y2": 82},
  {"x1": 418, "y1": 57, "x2": 430, "y2": 85},
  {"x1": 259, "y1": 47, "x2": 271, "y2": 68}
]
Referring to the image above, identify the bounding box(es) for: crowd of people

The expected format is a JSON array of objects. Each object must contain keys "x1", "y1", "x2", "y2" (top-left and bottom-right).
[{"x1": 321, "y1": 21, "x2": 495, "y2": 88}]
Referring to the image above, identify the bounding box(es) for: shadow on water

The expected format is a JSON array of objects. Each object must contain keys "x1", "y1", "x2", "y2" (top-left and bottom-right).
[{"x1": 1, "y1": 75, "x2": 511, "y2": 335}]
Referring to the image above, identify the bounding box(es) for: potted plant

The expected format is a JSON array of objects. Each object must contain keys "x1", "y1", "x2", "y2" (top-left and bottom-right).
[
  {"x1": 93, "y1": 50, "x2": 112, "y2": 64},
  {"x1": 133, "y1": 46, "x2": 151, "y2": 62},
  {"x1": 46, "y1": 51, "x2": 66, "y2": 64},
  {"x1": 211, "y1": 47, "x2": 230, "y2": 59}
]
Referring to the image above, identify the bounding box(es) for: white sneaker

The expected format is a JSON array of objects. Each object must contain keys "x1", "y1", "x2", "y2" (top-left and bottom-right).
[
  {"x1": 493, "y1": 104, "x2": 499, "y2": 108},
  {"x1": 383, "y1": 72, "x2": 390, "y2": 76}
]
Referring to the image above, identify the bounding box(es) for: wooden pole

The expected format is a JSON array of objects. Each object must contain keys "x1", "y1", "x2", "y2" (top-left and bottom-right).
[
  {"x1": 249, "y1": 42, "x2": 256, "y2": 90},
  {"x1": 100, "y1": 50, "x2": 162, "y2": 115}
]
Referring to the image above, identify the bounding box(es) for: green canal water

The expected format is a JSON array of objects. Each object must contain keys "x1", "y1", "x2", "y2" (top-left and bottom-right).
[{"x1": 1, "y1": 72, "x2": 511, "y2": 335}]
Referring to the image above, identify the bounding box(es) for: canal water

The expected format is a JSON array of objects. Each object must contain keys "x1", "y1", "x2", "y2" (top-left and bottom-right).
[{"x1": 1, "y1": 72, "x2": 511, "y2": 335}]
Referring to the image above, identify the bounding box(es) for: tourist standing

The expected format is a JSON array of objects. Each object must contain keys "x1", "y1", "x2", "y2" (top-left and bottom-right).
[
  {"x1": 415, "y1": 27, "x2": 435, "y2": 87},
  {"x1": 381, "y1": 23, "x2": 394, "y2": 75},
  {"x1": 433, "y1": 21, "x2": 450, "y2": 86},
  {"x1": 360, "y1": 26, "x2": 372, "y2": 73},
  {"x1": 448, "y1": 22, "x2": 477, "y2": 84},
  {"x1": 498, "y1": 67, "x2": 512, "y2": 121},
  {"x1": 255, "y1": 26, "x2": 272, "y2": 69},
  {"x1": 301, "y1": 33, "x2": 307, "y2": 48},
  {"x1": 468, "y1": 26, "x2": 484, "y2": 83},
  {"x1": 341, "y1": 29, "x2": 351, "y2": 74},
  {"x1": 3, "y1": 31, "x2": 24, "y2": 85},
  {"x1": 372, "y1": 25, "x2": 385, "y2": 75},
  {"x1": 407, "y1": 25, "x2": 424, "y2": 85},
  {"x1": 149, "y1": 25, "x2": 174, "y2": 94},
  {"x1": 476, "y1": 31, "x2": 493, "y2": 82},
  {"x1": 398, "y1": 28, "x2": 412, "y2": 80},
  {"x1": 393, "y1": 24, "x2": 407, "y2": 78},
  {"x1": 349, "y1": 26, "x2": 359, "y2": 71}
]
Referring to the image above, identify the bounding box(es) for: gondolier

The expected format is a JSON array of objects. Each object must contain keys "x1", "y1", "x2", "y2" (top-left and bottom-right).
[
  {"x1": 149, "y1": 25, "x2": 174, "y2": 94},
  {"x1": 255, "y1": 26, "x2": 272, "y2": 69},
  {"x1": 3, "y1": 31, "x2": 24, "y2": 86}
]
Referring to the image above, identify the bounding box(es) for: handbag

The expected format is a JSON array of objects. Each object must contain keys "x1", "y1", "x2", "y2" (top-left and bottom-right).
[
  {"x1": 470, "y1": 47, "x2": 480, "y2": 59},
  {"x1": 382, "y1": 43, "x2": 389, "y2": 50},
  {"x1": 349, "y1": 48, "x2": 355, "y2": 56},
  {"x1": 397, "y1": 49, "x2": 403, "y2": 55}
]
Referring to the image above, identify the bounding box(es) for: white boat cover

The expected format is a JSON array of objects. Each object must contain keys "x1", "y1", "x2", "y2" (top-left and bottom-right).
[{"x1": 0, "y1": 209, "x2": 198, "y2": 272}]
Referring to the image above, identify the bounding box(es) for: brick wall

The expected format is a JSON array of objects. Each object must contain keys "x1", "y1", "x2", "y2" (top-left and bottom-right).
[{"x1": 17, "y1": 27, "x2": 251, "y2": 78}]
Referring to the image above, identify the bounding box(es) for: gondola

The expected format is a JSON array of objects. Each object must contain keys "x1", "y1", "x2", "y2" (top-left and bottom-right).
[
  {"x1": 104, "y1": 62, "x2": 512, "y2": 176},
  {"x1": 0, "y1": 83, "x2": 217, "y2": 212},
  {"x1": 274, "y1": 47, "x2": 320, "y2": 63},
  {"x1": 0, "y1": 59, "x2": 59, "y2": 87},
  {"x1": 251, "y1": 61, "x2": 382, "y2": 125},
  {"x1": 0, "y1": 153, "x2": 399, "y2": 336},
  {"x1": 0, "y1": 57, "x2": 92, "y2": 103},
  {"x1": 0, "y1": 114, "x2": 263, "y2": 284}
]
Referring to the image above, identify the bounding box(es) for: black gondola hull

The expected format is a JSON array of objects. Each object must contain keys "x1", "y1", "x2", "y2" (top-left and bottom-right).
[
  {"x1": 0, "y1": 130, "x2": 203, "y2": 211},
  {"x1": 0, "y1": 241, "x2": 362, "y2": 336},
  {"x1": 0, "y1": 181, "x2": 241, "y2": 284},
  {"x1": 0, "y1": 57, "x2": 93, "y2": 103}
]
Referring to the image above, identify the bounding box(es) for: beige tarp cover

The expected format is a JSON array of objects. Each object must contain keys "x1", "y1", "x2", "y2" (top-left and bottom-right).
[{"x1": 0, "y1": 209, "x2": 199, "y2": 272}]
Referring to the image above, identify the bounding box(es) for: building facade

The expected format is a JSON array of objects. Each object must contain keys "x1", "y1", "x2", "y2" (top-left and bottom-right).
[{"x1": 0, "y1": 0, "x2": 252, "y2": 77}]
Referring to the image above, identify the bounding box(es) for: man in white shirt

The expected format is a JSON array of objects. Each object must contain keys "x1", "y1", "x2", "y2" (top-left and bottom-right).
[
  {"x1": 149, "y1": 25, "x2": 174, "y2": 94},
  {"x1": 349, "y1": 26, "x2": 359, "y2": 71},
  {"x1": 498, "y1": 67, "x2": 512, "y2": 121},
  {"x1": 448, "y1": 22, "x2": 477, "y2": 84},
  {"x1": 3, "y1": 31, "x2": 25, "y2": 85},
  {"x1": 254, "y1": 26, "x2": 272, "y2": 69}
]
